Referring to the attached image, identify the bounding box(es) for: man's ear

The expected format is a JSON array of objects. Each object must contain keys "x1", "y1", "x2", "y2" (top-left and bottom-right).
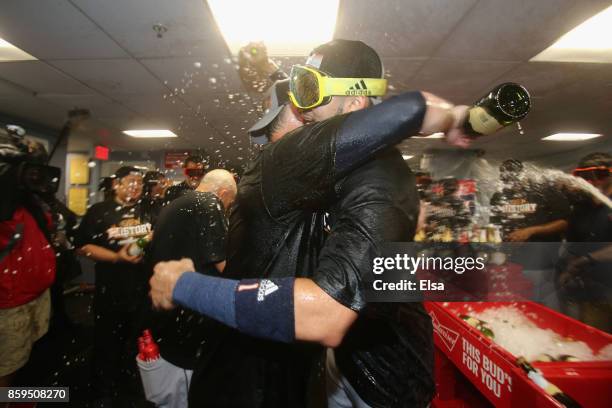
[
  {"x1": 112, "y1": 178, "x2": 120, "y2": 190},
  {"x1": 345, "y1": 96, "x2": 368, "y2": 112}
]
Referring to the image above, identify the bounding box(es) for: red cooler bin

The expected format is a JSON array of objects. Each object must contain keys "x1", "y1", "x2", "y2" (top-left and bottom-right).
[{"x1": 426, "y1": 301, "x2": 612, "y2": 407}]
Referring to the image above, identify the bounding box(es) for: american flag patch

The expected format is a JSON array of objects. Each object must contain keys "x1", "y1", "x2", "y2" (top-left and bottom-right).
[{"x1": 237, "y1": 283, "x2": 259, "y2": 292}]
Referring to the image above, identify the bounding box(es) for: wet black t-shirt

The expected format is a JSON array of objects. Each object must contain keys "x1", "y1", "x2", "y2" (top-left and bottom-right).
[
  {"x1": 163, "y1": 181, "x2": 192, "y2": 204},
  {"x1": 490, "y1": 183, "x2": 570, "y2": 242},
  {"x1": 191, "y1": 94, "x2": 428, "y2": 407},
  {"x1": 566, "y1": 197, "x2": 612, "y2": 296},
  {"x1": 316, "y1": 149, "x2": 434, "y2": 408},
  {"x1": 75, "y1": 199, "x2": 151, "y2": 295},
  {"x1": 146, "y1": 191, "x2": 227, "y2": 369}
]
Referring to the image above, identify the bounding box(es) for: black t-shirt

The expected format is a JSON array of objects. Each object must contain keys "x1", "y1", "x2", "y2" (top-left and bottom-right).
[
  {"x1": 191, "y1": 115, "x2": 431, "y2": 407},
  {"x1": 75, "y1": 199, "x2": 151, "y2": 296},
  {"x1": 163, "y1": 181, "x2": 192, "y2": 204},
  {"x1": 490, "y1": 183, "x2": 570, "y2": 242},
  {"x1": 190, "y1": 117, "x2": 342, "y2": 408},
  {"x1": 566, "y1": 197, "x2": 612, "y2": 294},
  {"x1": 315, "y1": 149, "x2": 434, "y2": 408},
  {"x1": 146, "y1": 191, "x2": 227, "y2": 369}
]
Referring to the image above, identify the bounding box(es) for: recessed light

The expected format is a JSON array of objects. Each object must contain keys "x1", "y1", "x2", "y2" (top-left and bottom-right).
[
  {"x1": 412, "y1": 133, "x2": 444, "y2": 139},
  {"x1": 0, "y1": 38, "x2": 36, "y2": 61},
  {"x1": 402, "y1": 155, "x2": 414, "y2": 160},
  {"x1": 542, "y1": 133, "x2": 603, "y2": 141},
  {"x1": 123, "y1": 129, "x2": 177, "y2": 138},
  {"x1": 208, "y1": 0, "x2": 339, "y2": 55},
  {"x1": 530, "y1": 5, "x2": 612, "y2": 63}
]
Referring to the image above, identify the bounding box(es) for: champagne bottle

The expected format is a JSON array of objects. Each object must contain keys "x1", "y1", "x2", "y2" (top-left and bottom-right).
[
  {"x1": 516, "y1": 357, "x2": 581, "y2": 408},
  {"x1": 127, "y1": 236, "x2": 150, "y2": 257},
  {"x1": 465, "y1": 83, "x2": 531, "y2": 136},
  {"x1": 460, "y1": 315, "x2": 495, "y2": 339}
]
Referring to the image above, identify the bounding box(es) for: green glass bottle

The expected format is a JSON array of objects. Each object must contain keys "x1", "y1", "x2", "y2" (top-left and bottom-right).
[
  {"x1": 516, "y1": 357, "x2": 582, "y2": 408},
  {"x1": 465, "y1": 83, "x2": 531, "y2": 136}
]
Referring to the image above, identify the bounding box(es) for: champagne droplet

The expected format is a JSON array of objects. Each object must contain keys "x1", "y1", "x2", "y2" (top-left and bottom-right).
[{"x1": 517, "y1": 122, "x2": 524, "y2": 135}]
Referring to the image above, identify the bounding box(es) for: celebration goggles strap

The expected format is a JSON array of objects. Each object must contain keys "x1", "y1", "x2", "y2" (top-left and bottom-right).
[
  {"x1": 572, "y1": 166, "x2": 612, "y2": 179},
  {"x1": 288, "y1": 64, "x2": 387, "y2": 110}
]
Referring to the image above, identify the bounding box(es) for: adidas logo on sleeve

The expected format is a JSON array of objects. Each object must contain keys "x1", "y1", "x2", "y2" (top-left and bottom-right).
[{"x1": 257, "y1": 279, "x2": 279, "y2": 301}]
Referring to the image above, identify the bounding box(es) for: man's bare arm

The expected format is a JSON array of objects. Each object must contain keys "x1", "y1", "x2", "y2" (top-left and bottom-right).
[{"x1": 294, "y1": 278, "x2": 357, "y2": 347}]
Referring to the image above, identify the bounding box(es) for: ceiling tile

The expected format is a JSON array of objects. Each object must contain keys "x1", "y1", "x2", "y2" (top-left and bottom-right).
[
  {"x1": 0, "y1": 0, "x2": 127, "y2": 59},
  {"x1": 409, "y1": 58, "x2": 519, "y2": 99},
  {"x1": 49, "y1": 59, "x2": 166, "y2": 95},
  {"x1": 435, "y1": 0, "x2": 611, "y2": 61},
  {"x1": 72, "y1": 0, "x2": 229, "y2": 59},
  {"x1": 0, "y1": 61, "x2": 92, "y2": 95},
  {"x1": 335, "y1": 0, "x2": 478, "y2": 57}
]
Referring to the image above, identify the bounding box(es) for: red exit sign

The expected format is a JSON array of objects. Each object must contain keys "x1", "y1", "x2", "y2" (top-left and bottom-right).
[{"x1": 94, "y1": 145, "x2": 109, "y2": 160}]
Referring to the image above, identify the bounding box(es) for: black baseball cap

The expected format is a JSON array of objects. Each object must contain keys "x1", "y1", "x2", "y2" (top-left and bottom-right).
[
  {"x1": 306, "y1": 39, "x2": 383, "y2": 79},
  {"x1": 248, "y1": 79, "x2": 290, "y2": 136},
  {"x1": 114, "y1": 166, "x2": 142, "y2": 180}
]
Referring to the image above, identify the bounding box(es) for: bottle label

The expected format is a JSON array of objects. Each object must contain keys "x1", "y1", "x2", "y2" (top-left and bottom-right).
[{"x1": 469, "y1": 107, "x2": 503, "y2": 135}]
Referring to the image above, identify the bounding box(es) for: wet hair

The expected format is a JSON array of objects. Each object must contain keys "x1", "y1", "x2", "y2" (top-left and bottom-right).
[
  {"x1": 143, "y1": 170, "x2": 165, "y2": 198},
  {"x1": 114, "y1": 166, "x2": 142, "y2": 180},
  {"x1": 578, "y1": 152, "x2": 611, "y2": 168},
  {"x1": 266, "y1": 105, "x2": 289, "y2": 137},
  {"x1": 184, "y1": 154, "x2": 204, "y2": 167}
]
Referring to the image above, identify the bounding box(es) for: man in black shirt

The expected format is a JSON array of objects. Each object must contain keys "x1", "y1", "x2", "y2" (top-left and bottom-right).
[
  {"x1": 151, "y1": 40, "x2": 473, "y2": 408},
  {"x1": 75, "y1": 166, "x2": 151, "y2": 403},
  {"x1": 142, "y1": 169, "x2": 236, "y2": 406},
  {"x1": 490, "y1": 159, "x2": 570, "y2": 305},
  {"x1": 490, "y1": 159, "x2": 569, "y2": 243},
  {"x1": 164, "y1": 154, "x2": 206, "y2": 203},
  {"x1": 559, "y1": 153, "x2": 612, "y2": 332}
]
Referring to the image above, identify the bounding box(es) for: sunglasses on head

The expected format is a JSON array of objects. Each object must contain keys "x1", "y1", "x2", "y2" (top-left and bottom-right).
[
  {"x1": 288, "y1": 65, "x2": 387, "y2": 110},
  {"x1": 572, "y1": 166, "x2": 611, "y2": 181},
  {"x1": 184, "y1": 168, "x2": 205, "y2": 178}
]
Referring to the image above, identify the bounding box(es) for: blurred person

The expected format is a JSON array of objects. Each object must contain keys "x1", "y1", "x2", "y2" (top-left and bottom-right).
[
  {"x1": 425, "y1": 177, "x2": 472, "y2": 240},
  {"x1": 139, "y1": 169, "x2": 236, "y2": 407},
  {"x1": 490, "y1": 159, "x2": 570, "y2": 306},
  {"x1": 98, "y1": 176, "x2": 115, "y2": 202},
  {"x1": 558, "y1": 152, "x2": 612, "y2": 332},
  {"x1": 75, "y1": 166, "x2": 151, "y2": 404},
  {"x1": 151, "y1": 39, "x2": 474, "y2": 408},
  {"x1": 141, "y1": 170, "x2": 170, "y2": 226},
  {"x1": 25, "y1": 140, "x2": 81, "y2": 329},
  {"x1": 164, "y1": 155, "x2": 205, "y2": 203},
  {"x1": 0, "y1": 125, "x2": 57, "y2": 389},
  {"x1": 490, "y1": 159, "x2": 569, "y2": 242}
]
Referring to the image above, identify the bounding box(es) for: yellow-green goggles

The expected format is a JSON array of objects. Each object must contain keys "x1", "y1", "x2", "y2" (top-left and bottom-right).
[{"x1": 288, "y1": 64, "x2": 387, "y2": 110}]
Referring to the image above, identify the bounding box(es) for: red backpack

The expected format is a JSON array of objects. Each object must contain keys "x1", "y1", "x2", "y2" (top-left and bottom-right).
[{"x1": 0, "y1": 206, "x2": 56, "y2": 308}]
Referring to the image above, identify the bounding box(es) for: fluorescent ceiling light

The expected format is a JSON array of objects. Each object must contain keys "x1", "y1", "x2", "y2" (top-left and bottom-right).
[
  {"x1": 208, "y1": 0, "x2": 339, "y2": 55},
  {"x1": 542, "y1": 133, "x2": 603, "y2": 141},
  {"x1": 0, "y1": 38, "x2": 36, "y2": 61},
  {"x1": 123, "y1": 129, "x2": 177, "y2": 138},
  {"x1": 531, "y1": 5, "x2": 612, "y2": 63},
  {"x1": 412, "y1": 133, "x2": 444, "y2": 139},
  {"x1": 402, "y1": 155, "x2": 414, "y2": 160}
]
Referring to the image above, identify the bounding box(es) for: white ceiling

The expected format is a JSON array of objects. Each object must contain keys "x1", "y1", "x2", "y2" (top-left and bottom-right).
[{"x1": 0, "y1": 0, "x2": 610, "y2": 169}]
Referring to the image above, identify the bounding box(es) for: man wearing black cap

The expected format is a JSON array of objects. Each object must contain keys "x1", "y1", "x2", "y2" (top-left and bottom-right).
[
  {"x1": 76, "y1": 166, "x2": 151, "y2": 403},
  {"x1": 151, "y1": 39, "x2": 472, "y2": 407},
  {"x1": 164, "y1": 154, "x2": 206, "y2": 203}
]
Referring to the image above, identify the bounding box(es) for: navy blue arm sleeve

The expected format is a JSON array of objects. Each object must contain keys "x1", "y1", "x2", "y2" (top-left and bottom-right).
[{"x1": 335, "y1": 91, "x2": 426, "y2": 176}]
